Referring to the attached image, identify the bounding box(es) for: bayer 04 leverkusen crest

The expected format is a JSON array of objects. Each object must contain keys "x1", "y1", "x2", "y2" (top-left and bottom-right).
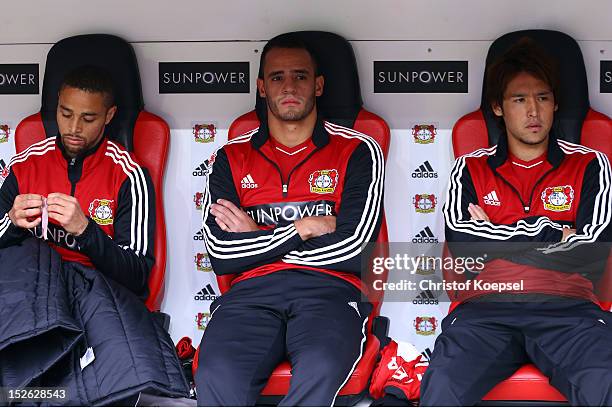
[
  {"x1": 88, "y1": 199, "x2": 114, "y2": 225},
  {"x1": 309, "y1": 169, "x2": 339, "y2": 194},
  {"x1": 541, "y1": 185, "x2": 574, "y2": 212}
]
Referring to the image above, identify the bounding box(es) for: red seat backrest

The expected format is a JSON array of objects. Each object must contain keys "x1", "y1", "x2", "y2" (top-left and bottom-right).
[
  {"x1": 15, "y1": 111, "x2": 169, "y2": 311},
  {"x1": 215, "y1": 109, "x2": 390, "y2": 316},
  {"x1": 453, "y1": 108, "x2": 612, "y2": 159}
]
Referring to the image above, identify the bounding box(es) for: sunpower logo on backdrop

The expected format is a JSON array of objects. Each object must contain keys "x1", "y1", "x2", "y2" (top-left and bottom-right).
[
  {"x1": 601, "y1": 61, "x2": 612, "y2": 93},
  {"x1": 159, "y1": 62, "x2": 249, "y2": 93},
  {"x1": 0, "y1": 64, "x2": 39, "y2": 94},
  {"x1": 374, "y1": 61, "x2": 468, "y2": 93}
]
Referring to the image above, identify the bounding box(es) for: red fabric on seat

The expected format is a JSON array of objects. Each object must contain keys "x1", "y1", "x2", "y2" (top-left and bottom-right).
[
  {"x1": 260, "y1": 335, "x2": 380, "y2": 396},
  {"x1": 15, "y1": 113, "x2": 46, "y2": 153},
  {"x1": 482, "y1": 364, "x2": 566, "y2": 401},
  {"x1": 451, "y1": 110, "x2": 489, "y2": 158},
  {"x1": 581, "y1": 109, "x2": 612, "y2": 160},
  {"x1": 452, "y1": 108, "x2": 612, "y2": 161},
  {"x1": 133, "y1": 111, "x2": 170, "y2": 311}
]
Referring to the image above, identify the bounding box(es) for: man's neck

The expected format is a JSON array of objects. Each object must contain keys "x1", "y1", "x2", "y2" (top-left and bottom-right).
[
  {"x1": 57, "y1": 134, "x2": 105, "y2": 161},
  {"x1": 267, "y1": 109, "x2": 317, "y2": 148},
  {"x1": 507, "y1": 136, "x2": 549, "y2": 162}
]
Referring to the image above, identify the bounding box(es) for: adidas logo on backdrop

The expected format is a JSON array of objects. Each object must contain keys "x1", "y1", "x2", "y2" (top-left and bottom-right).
[
  {"x1": 412, "y1": 161, "x2": 438, "y2": 178},
  {"x1": 412, "y1": 226, "x2": 438, "y2": 244}
]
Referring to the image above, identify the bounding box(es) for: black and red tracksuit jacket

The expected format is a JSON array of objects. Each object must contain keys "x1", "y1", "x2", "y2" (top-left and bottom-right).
[
  {"x1": 202, "y1": 117, "x2": 384, "y2": 294},
  {"x1": 0, "y1": 136, "x2": 155, "y2": 297},
  {"x1": 444, "y1": 132, "x2": 612, "y2": 303}
]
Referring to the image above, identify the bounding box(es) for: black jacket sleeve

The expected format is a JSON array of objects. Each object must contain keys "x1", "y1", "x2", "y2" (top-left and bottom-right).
[
  {"x1": 0, "y1": 171, "x2": 30, "y2": 247},
  {"x1": 75, "y1": 167, "x2": 155, "y2": 298},
  {"x1": 506, "y1": 156, "x2": 612, "y2": 281},
  {"x1": 444, "y1": 155, "x2": 564, "y2": 259},
  {"x1": 202, "y1": 148, "x2": 304, "y2": 275},
  {"x1": 281, "y1": 140, "x2": 384, "y2": 276}
]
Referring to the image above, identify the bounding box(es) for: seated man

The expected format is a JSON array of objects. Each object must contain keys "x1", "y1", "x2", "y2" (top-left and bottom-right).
[
  {"x1": 0, "y1": 66, "x2": 187, "y2": 404},
  {"x1": 421, "y1": 39, "x2": 612, "y2": 406},
  {"x1": 197, "y1": 34, "x2": 384, "y2": 406},
  {"x1": 0, "y1": 65, "x2": 154, "y2": 296}
]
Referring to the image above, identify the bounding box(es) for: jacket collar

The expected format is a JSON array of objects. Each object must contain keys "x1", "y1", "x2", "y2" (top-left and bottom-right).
[
  {"x1": 251, "y1": 111, "x2": 329, "y2": 149},
  {"x1": 487, "y1": 130, "x2": 564, "y2": 170},
  {"x1": 55, "y1": 134, "x2": 106, "y2": 166}
]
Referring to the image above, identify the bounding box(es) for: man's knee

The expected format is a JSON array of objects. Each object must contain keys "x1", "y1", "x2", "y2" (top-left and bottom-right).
[
  {"x1": 555, "y1": 367, "x2": 612, "y2": 406},
  {"x1": 195, "y1": 347, "x2": 254, "y2": 406},
  {"x1": 195, "y1": 344, "x2": 232, "y2": 386},
  {"x1": 289, "y1": 340, "x2": 363, "y2": 395},
  {"x1": 299, "y1": 344, "x2": 357, "y2": 376},
  {"x1": 420, "y1": 366, "x2": 464, "y2": 406}
]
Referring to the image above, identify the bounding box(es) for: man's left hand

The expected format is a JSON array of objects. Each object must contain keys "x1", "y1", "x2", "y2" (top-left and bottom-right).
[
  {"x1": 210, "y1": 199, "x2": 259, "y2": 232},
  {"x1": 47, "y1": 192, "x2": 89, "y2": 236},
  {"x1": 468, "y1": 203, "x2": 490, "y2": 222}
]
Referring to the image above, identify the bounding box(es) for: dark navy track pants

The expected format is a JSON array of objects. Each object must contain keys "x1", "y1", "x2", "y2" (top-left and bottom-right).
[
  {"x1": 420, "y1": 299, "x2": 612, "y2": 406},
  {"x1": 195, "y1": 270, "x2": 371, "y2": 406}
]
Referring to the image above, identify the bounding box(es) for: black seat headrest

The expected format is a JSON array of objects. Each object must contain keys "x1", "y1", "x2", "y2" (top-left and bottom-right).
[
  {"x1": 41, "y1": 34, "x2": 143, "y2": 151},
  {"x1": 255, "y1": 31, "x2": 363, "y2": 129},
  {"x1": 481, "y1": 30, "x2": 589, "y2": 146}
]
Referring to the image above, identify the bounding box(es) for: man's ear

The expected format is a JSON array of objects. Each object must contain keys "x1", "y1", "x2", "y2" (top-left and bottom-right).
[
  {"x1": 105, "y1": 105, "x2": 117, "y2": 125},
  {"x1": 554, "y1": 103, "x2": 558, "y2": 112},
  {"x1": 492, "y1": 103, "x2": 503, "y2": 117},
  {"x1": 257, "y1": 78, "x2": 266, "y2": 98},
  {"x1": 315, "y1": 75, "x2": 324, "y2": 97}
]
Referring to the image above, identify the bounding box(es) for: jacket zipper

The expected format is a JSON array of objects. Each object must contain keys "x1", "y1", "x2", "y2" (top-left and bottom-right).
[
  {"x1": 69, "y1": 158, "x2": 77, "y2": 196},
  {"x1": 493, "y1": 167, "x2": 556, "y2": 213},
  {"x1": 284, "y1": 149, "x2": 320, "y2": 197},
  {"x1": 256, "y1": 148, "x2": 320, "y2": 198},
  {"x1": 256, "y1": 150, "x2": 285, "y2": 195}
]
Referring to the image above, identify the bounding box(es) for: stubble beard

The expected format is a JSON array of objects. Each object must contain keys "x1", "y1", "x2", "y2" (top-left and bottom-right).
[{"x1": 267, "y1": 94, "x2": 315, "y2": 122}]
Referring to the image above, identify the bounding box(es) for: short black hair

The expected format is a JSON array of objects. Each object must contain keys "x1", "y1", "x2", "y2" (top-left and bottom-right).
[
  {"x1": 486, "y1": 37, "x2": 560, "y2": 110},
  {"x1": 258, "y1": 34, "x2": 320, "y2": 79},
  {"x1": 60, "y1": 65, "x2": 115, "y2": 107}
]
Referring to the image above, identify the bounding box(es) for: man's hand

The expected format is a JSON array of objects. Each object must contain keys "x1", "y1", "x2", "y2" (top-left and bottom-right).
[
  {"x1": 468, "y1": 203, "x2": 490, "y2": 222},
  {"x1": 47, "y1": 192, "x2": 89, "y2": 236},
  {"x1": 294, "y1": 216, "x2": 336, "y2": 240},
  {"x1": 8, "y1": 193, "x2": 43, "y2": 229},
  {"x1": 210, "y1": 199, "x2": 259, "y2": 232},
  {"x1": 561, "y1": 227, "x2": 576, "y2": 242}
]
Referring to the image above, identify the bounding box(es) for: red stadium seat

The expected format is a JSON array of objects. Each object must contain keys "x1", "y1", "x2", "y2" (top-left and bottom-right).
[
  {"x1": 451, "y1": 30, "x2": 612, "y2": 405},
  {"x1": 14, "y1": 34, "x2": 169, "y2": 312},
  {"x1": 193, "y1": 31, "x2": 391, "y2": 405}
]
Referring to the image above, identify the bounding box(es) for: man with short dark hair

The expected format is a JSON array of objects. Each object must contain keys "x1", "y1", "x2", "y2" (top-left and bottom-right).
[
  {"x1": 0, "y1": 65, "x2": 188, "y2": 404},
  {"x1": 196, "y1": 34, "x2": 384, "y2": 406},
  {"x1": 0, "y1": 65, "x2": 154, "y2": 295},
  {"x1": 420, "y1": 39, "x2": 612, "y2": 406}
]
